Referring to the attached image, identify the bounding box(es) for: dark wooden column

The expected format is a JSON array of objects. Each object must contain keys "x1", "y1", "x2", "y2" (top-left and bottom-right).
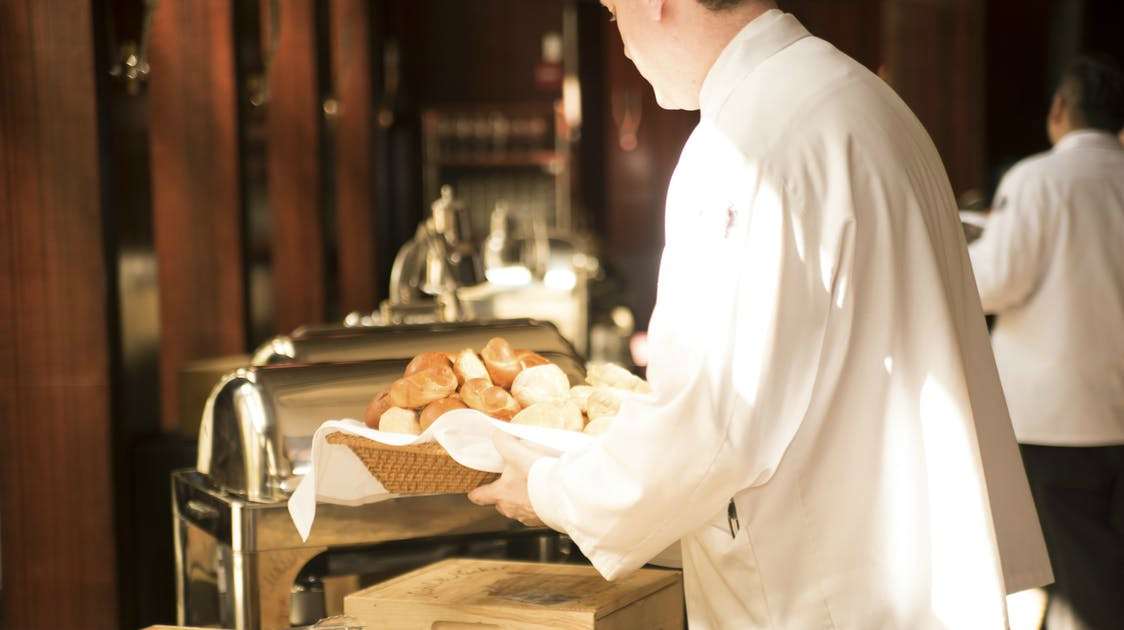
[
  {"x1": 331, "y1": 0, "x2": 381, "y2": 314},
  {"x1": 266, "y1": 0, "x2": 326, "y2": 331},
  {"x1": 148, "y1": 1, "x2": 246, "y2": 431},
  {"x1": 882, "y1": 0, "x2": 986, "y2": 196},
  {"x1": 0, "y1": 1, "x2": 119, "y2": 628}
]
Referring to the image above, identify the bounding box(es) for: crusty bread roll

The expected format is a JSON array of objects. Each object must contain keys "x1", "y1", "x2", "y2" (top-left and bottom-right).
[
  {"x1": 453, "y1": 349, "x2": 491, "y2": 386},
  {"x1": 363, "y1": 390, "x2": 393, "y2": 428},
  {"x1": 389, "y1": 365, "x2": 458, "y2": 409},
  {"x1": 419, "y1": 396, "x2": 467, "y2": 431},
  {"x1": 515, "y1": 349, "x2": 551, "y2": 370},
  {"x1": 481, "y1": 337, "x2": 522, "y2": 389},
  {"x1": 405, "y1": 351, "x2": 453, "y2": 377},
  {"x1": 511, "y1": 363, "x2": 571, "y2": 407},
  {"x1": 460, "y1": 378, "x2": 522, "y2": 420},
  {"x1": 583, "y1": 415, "x2": 614, "y2": 435},
  {"x1": 378, "y1": 407, "x2": 421, "y2": 435},
  {"x1": 586, "y1": 362, "x2": 651, "y2": 393},
  {"x1": 512, "y1": 400, "x2": 584, "y2": 432},
  {"x1": 568, "y1": 385, "x2": 595, "y2": 413},
  {"x1": 586, "y1": 388, "x2": 622, "y2": 421}
]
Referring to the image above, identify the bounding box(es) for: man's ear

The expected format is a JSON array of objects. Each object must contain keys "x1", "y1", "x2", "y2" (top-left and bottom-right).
[
  {"x1": 1048, "y1": 93, "x2": 1065, "y2": 124},
  {"x1": 645, "y1": 0, "x2": 666, "y2": 21}
]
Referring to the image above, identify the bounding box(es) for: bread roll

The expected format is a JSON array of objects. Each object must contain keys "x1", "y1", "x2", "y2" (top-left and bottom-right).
[
  {"x1": 460, "y1": 378, "x2": 522, "y2": 420},
  {"x1": 583, "y1": 415, "x2": 614, "y2": 435},
  {"x1": 405, "y1": 352, "x2": 453, "y2": 377},
  {"x1": 419, "y1": 396, "x2": 467, "y2": 431},
  {"x1": 511, "y1": 364, "x2": 571, "y2": 407},
  {"x1": 481, "y1": 337, "x2": 522, "y2": 389},
  {"x1": 586, "y1": 388, "x2": 622, "y2": 421},
  {"x1": 586, "y1": 362, "x2": 651, "y2": 393},
  {"x1": 363, "y1": 390, "x2": 393, "y2": 428},
  {"x1": 389, "y1": 365, "x2": 458, "y2": 409},
  {"x1": 453, "y1": 349, "x2": 491, "y2": 386},
  {"x1": 515, "y1": 349, "x2": 551, "y2": 370},
  {"x1": 568, "y1": 385, "x2": 595, "y2": 413},
  {"x1": 512, "y1": 400, "x2": 584, "y2": 432},
  {"x1": 378, "y1": 407, "x2": 421, "y2": 435}
]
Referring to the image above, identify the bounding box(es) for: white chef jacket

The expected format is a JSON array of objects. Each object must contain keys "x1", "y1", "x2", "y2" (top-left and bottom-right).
[
  {"x1": 969, "y1": 130, "x2": 1124, "y2": 446},
  {"x1": 528, "y1": 10, "x2": 1052, "y2": 629}
]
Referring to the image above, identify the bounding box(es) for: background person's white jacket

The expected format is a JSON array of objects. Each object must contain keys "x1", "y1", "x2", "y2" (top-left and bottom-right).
[
  {"x1": 969, "y1": 130, "x2": 1124, "y2": 446},
  {"x1": 527, "y1": 11, "x2": 1052, "y2": 629}
]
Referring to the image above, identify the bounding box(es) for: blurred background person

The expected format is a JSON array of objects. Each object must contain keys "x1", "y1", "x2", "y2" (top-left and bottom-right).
[{"x1": 969, "y1": 55, "x2": 1124, "y2": 630}]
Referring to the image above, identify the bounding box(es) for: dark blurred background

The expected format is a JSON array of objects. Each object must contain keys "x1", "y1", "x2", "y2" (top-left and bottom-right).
[{"x1": 2, "y1": 1, "x2": 1123, "y2": 628}]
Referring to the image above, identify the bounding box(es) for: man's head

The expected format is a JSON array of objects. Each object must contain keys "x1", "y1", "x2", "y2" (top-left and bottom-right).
[
  {"x1": 1047, "y1": 55, "x2": 1124, "y2": 145},
  {"x1": 600, "y1": 0, "x2": 777, "y2": 110}
]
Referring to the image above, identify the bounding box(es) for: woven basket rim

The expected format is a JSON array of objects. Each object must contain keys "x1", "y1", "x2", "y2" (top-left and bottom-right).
[
  {"x1": 326, "y1": 431, "x2": 448, "y2": 453},
  {"x1": 325, "y1": 430, "x2": 497, "y2": 494}
]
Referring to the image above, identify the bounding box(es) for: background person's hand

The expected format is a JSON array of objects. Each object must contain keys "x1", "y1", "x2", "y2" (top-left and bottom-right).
[{"x1": 468, "y1": 431, "x2": 552, "y2": 527}]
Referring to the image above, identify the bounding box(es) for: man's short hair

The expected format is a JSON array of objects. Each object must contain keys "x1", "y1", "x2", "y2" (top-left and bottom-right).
[{"x1": 1057, "y1": 55, "x2": 1124, "y2": 133}]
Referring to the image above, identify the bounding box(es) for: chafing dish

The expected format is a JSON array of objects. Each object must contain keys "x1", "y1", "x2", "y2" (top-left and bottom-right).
[
  {"x1": 250, "y1": 317, "x2": 579, "y2": 366},
  {"x1": 179, "y1": 320, "x2": 585, "y2": 629}
]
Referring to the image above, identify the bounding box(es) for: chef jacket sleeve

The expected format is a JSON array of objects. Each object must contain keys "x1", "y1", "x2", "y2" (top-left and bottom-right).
[
  {"x1": 526, "y1": 174, "x2": 851, "y2": 581},
  {"x1": 968, "y1": 169, "x2": 1053, "y2": 313}
]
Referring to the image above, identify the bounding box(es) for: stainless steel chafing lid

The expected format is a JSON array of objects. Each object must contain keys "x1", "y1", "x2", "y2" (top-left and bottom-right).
[
  {"x1": 198, "y1": 358, "x2": 411, "y2": 503},
  {"x1": 251, "y1": 318, "x2": 578, "y2": 366}
]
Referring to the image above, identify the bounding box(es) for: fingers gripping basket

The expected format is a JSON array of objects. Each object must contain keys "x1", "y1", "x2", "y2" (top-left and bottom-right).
[{"x1": 326, "y1": 432, "x2": 499, "y2": 494}]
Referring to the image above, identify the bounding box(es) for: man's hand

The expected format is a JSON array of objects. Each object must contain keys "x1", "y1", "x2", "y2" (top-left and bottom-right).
[{"x1": 468, "y1": 431, "x2": 552, "y2": 528}]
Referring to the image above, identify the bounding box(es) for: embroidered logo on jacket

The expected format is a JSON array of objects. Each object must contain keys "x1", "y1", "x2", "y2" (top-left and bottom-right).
[{"x1": 724, "y1": 206, "x2": 737, "y2": 239}]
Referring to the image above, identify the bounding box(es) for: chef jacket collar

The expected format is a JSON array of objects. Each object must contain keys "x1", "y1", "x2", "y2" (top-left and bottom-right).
[
  {"x1": 1053, "y1": 128, "x2": 1123, "y2": 153},
  {"x1": 698, "y1": 9, "x2": 811, "y2": 120}
]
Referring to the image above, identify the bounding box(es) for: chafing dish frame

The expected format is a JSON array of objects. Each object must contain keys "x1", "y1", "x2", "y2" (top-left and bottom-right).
[{"x1": 173, "y1": 469, "x2": 552, "y2": 630}]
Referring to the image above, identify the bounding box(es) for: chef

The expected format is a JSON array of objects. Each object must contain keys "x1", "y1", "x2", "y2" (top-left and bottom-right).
[
  {"x1": 470, "y1": 1, "x2": 1053, "y2": 627},
  {"x1": 968, "y1": 56, "x2": 1124, "y2": 630}
]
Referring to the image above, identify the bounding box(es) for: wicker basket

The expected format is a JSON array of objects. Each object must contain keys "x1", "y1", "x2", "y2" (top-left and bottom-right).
[{"x1": 326, "y1": 432, "x2": 499, "y2": 494}]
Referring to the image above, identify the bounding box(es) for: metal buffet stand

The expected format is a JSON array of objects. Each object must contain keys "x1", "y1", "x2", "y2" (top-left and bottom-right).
[{"x1": 174, "y1": 319, "x2": 586, "y2": 629}]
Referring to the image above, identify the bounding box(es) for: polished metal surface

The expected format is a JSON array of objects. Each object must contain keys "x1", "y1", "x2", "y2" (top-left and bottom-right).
[
  {"x1": 384, "y1": 186, "x2": 481, "y2": 323},
  {"x1": 175, "y1": 470, "x2": 523, "y2": 553},
  {"x1": 252, "y1": 318, "x2": 579, "y2": 366}
]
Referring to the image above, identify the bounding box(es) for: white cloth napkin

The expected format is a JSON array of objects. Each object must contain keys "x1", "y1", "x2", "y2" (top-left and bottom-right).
[{"x1": 287, "y1": 408, "x2": 594, "y2": 541}]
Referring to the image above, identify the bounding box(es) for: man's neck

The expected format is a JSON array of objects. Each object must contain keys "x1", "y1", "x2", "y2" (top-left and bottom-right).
[{"x1": 1054, "y1": 126, "x2": 1115, "y2": 150}]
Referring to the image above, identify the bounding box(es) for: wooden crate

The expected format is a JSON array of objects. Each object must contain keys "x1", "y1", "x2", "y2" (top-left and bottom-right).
[{"x1": 345, "y1": 558, "x2": 684, "y2": 629}]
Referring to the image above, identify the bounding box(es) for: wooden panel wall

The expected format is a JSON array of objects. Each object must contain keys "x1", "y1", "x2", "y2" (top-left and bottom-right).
[
  {"x1": 0, "y1": 1, "x2": 119, "y2": 628},
  {"x1": 148, "y1": 0, "x2": 246, "y2": 432},
  {"x1": 332, "y1": 0, "x2": 381, "y2": 314},
  {"x1": 267, "y1": 0, "x2": 327, "y2": 332},
  {"x1": 883, "y1": 0, "x2": 986, "y2": 196},
  {"x1": 411, "y1": 0, "x2": 565, "y2": 104},
  {"x1": 781, "y1": 0, "x2": 882, "y2": 70}
]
